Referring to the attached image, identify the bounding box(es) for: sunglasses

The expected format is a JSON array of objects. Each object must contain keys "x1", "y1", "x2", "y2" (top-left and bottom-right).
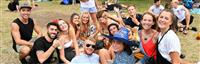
[{"x1": 86, "y1": 44, "x2": 96, "y2": 49}]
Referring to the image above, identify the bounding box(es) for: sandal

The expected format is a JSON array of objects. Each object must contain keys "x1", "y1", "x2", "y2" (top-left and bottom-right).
[{"x1": 183, "y1": 27, "x2": 188, "y2": 35}]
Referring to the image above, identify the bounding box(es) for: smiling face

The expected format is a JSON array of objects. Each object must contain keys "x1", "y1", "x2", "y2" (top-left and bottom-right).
[
  {"x1": 98, "y1": 17, "x2": 107, "y2": 24},
  {"x1": 47, "y1": 25, "x2": 59, "y2": 39},
  {"x1": 19, "y1": 8, "x2": 31, "y2": 20},
  {"x1": 84, "y1": 40, "x2": 95, "y2": 55},
  {"x1": 141, "y1": 14, "x2": 155, "y2": 30},
  {"x1": 72, "y1": 15, "x2": 80, "y2": 25},
  {"x1": 58, "y1": 20, "x2": 68, "y2": 31},
  {"x1": 81, "y1": 13, "x2": 90, "y2": 24},
  {"x1": 112, "y1": 40, "x2": 124, "y2": 52},
  {"x1": 157, "y1": 11, "x2": 173, "y2": 30},
  {"x1": 109, "y1": 25, "x2": 119, "y2": 35},
  {"x1": 128, "y1": 6, "x2": 136, "y2": 16}
]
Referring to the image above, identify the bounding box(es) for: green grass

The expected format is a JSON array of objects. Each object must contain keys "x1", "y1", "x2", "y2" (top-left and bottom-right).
[{"x1": 0, "y1": 0, "x2": 199, "y2": 63}]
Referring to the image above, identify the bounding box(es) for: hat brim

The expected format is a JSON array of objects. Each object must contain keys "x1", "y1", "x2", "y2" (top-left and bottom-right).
[
  {"x1": 20, "y1": 6, "x2": 32, "y2": 10},
  {"x1": 102, "y1": 34, "x2": 133, "y2": 46}
]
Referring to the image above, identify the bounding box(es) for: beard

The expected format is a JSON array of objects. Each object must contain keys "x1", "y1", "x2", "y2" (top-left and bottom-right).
[{"x1": 47, "y1": 32, "x2": 57, "y2": 39}]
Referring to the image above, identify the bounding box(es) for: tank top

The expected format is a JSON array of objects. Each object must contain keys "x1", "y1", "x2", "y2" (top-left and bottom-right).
[
  {"x1": 64, "y1": 40, "x2": 73, "y2": 48},
  {"x1": 80, "y1": 0, "x2": 95, "y2": 8},
  {"x1": 140, "y1": 31, "x2": 157, "y2": 59},
  {"x1": 172, "y1": 5, "x2": 186, "y2": 21},
  {"x1": 12, "y1": 18, "x2": 34, "y2": 52}
]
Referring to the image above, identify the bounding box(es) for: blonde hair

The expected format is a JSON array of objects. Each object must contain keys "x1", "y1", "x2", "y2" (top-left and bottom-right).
[{"x1": 80, "y1": 12, "x2": 92, "y2": 26}]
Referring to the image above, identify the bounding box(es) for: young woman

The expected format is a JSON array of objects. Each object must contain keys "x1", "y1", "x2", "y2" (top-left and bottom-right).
[
  {"x1": 79, "y1": 12, "x2": 98, "y2": 41},
  {"x1": 69, "y1": 13, "x2": 81, "y2": 38},
  {"x1": 54, "y1": 19, "x2": 79, "y2": 64},
  {"x1": 139, "y1": 12, "x2": 158, "y2": 64},
  {"x1": 104, "y1": 27, "x2": 136, "y2": 64},
  {"x1": 156, "y1": 9, "x2": 181, "y2": 64}
]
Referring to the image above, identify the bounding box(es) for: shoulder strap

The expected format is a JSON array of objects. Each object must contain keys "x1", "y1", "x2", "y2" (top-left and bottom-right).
[{"x1": 150, "y1": 29, "x2": 170, "y2": 57}]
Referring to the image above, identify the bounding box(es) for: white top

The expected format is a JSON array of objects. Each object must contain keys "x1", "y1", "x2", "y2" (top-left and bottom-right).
[
  {"x1": 64, "y1": 40, "x2": 73, "y2": 48},
  {"x1": 172, "y1": 5, "x2": 186, "y2": 21},
  {"x1": 71, "y1": 53, "x2": 99, "y2": 64},
  {"x1": 149, "y1": 5, "x2": 164, "y2": 15},
  {"x1": 80, "y1": 0, "x2": 96, "y2": 8},
  {"x1": 158, "y1": 30, "x2": 181, "y2": 62}
]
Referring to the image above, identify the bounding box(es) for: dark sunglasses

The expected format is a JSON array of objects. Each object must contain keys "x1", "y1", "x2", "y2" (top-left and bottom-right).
[{"x1": 86, "y1": 44, "x2": 96, "y2": 49}]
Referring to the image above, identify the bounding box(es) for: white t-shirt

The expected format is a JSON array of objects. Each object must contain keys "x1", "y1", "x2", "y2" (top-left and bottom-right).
[
  {"x1": 80, "y1": 0, "x2": 96, "y2": 8},
  {"x1": 158, "y1": 30, "x2": 181, "y2": 62},
  {"x1": 172, "y1": 5, "x2": 186, "y2": 22},
  {"x1": 149, "y1": 5, "x2": 164, "y2": 15}
]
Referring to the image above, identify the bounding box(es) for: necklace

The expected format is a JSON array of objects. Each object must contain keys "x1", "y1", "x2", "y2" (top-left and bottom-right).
[{"x1": 143, "y1": 29, "x2": 153, "y2": 41}]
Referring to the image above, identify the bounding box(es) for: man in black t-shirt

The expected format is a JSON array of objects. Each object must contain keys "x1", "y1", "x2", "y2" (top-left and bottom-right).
[
  {"x1": 124, "y1": 5, "x2": 142, "y2": 29},
  {"x1": 29, "y1": 22, "x2": 60, "y2": 64},
  {"x1": 11, "y1": 2, "x2": 42, "y2": 64}
]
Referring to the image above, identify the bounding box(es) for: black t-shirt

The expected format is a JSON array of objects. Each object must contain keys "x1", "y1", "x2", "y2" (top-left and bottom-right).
[
  {"x1": 29, "y1": 36, "x2": 54, "y2": 64},
  {"x1": 124, "y1": 14, "x2": 142, "y2": 28},
  {"x1": 12, "y1": 18, "x2": 34, "y2": 52}
]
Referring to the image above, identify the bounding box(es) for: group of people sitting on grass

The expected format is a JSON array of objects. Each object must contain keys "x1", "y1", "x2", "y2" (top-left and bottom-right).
[{"x1": 11, "y1": 0, "x2": 196, "y2": 64}]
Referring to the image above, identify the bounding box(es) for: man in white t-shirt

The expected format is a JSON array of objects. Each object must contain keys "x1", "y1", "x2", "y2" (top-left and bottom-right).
[
  {"x1": 171, "y1": 0, "x2": 194, "y2": 34},
  {"x1": 148, "y1": 0, "x2": 164, "y2": 17}
]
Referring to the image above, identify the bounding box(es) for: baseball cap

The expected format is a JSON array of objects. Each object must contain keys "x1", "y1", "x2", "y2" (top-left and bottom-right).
[{"x1": 19, "y1": 2, "x2": 32, "y2": 10}]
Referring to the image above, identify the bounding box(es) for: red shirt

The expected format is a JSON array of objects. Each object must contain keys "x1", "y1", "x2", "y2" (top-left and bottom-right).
[{"x1": 140, "y1": 32, "x2": 157, "y2": 59}]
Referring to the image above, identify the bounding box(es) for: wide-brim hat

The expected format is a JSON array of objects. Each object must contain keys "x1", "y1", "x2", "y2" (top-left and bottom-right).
[{"x1": 103, "y1": 27, "x2": 133, "y2": 46}]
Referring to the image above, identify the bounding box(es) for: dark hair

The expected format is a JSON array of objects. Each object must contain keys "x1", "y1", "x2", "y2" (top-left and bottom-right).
[
  {"x1": 141, "y1": 12, "x2": 158, "y2": 30},
  {"x1": 47, "y1": 22, "x2": 60, "y2": 31},
  {"x1": 123, "y1": 43, "x2": 132, "y2": 55},
  {"x1": 154, "y1": 0, "x2": 160, "y2": 3},
  {"x1": 96, "y1": 10, "x2": 106, "y2": 19},
  {"x1": 70, "y1": 13, "x2": 80, "y2": 32},
  {"x1": 158, "y1": 9, "x2": 177, "y2": 31},
  {"x1": 107, "y1": 23, "x2": 119, "y2": 36}
]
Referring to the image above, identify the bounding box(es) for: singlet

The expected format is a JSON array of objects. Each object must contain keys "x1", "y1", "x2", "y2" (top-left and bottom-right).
[
  {"x1": 140, "y1": 31, "x2": 157, "y2": 59},
  {"x1": 149, "y1": 5, "x2": 164, "y2": 15},
  {"x1": 12, "y1": 18, "x2": 34, "y2": 52},
  {"x1": 64, "y1": 40, "x2": 73, "y2": 48},
  {"x1": 172, "y1": 5, "x2": 186, "y2": 21},
  {"x1": 80, "y1": 0, "x2": 95, "y2": 8}
]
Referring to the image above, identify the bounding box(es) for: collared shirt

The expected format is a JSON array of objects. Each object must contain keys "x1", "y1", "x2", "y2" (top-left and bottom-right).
[
  {"x1": 71, "y1": 53, "x2": 99, "y2": 64},
  {"x1": 113, "y1": 51, "x2": 136, "y2": 64}
]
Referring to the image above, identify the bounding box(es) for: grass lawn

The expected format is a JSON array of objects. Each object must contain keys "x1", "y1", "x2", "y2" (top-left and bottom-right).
[{"x1": 0, "y1": 0, "x2": 199, "y2": 63}]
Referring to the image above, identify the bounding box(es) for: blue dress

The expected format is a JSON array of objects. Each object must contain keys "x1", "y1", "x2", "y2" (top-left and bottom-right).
[{"x1": 113, "y1": 51, "x2": 136, "y2": 64}]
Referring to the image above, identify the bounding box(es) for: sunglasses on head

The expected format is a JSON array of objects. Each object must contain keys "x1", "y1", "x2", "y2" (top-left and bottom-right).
[{"x1": 86, "y1": 44, "x2": 96, "y2": 49}]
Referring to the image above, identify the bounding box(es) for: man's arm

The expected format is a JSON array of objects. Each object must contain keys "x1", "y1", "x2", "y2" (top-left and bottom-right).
[
  {"x1": 36, "y1": 39, "x2": 59, "y2": 63},
  {"x1": 33, "y1": 20, "x2": 42, "y2": 37},
  {"x1": 11, "y1": 23, "x2": 32, "y2": 46}
]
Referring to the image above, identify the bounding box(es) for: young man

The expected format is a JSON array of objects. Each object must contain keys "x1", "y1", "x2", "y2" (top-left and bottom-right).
[
  {"x1": 148, "y1": 0, "x2": 164, "y2": 17},
  {"x1": 171, "y1": 0, "x2": 194, "y2": 34},
  {"x1": 29, "y1": 22, "x2": 60, "y2": 63},
  {"x1": 11, "y1": 2, "x2": 42, "y2": 63},
  {"x1": 124, "y1": 5, "x2": 142, "y2": 29},
  {"x1": 71, "y1": 39, "x2": 100, "y2": 64}
]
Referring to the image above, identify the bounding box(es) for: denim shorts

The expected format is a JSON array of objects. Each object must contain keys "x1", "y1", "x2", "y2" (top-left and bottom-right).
[{"x1": 80, "y1": 7, "x2": 97, "y2": 13}]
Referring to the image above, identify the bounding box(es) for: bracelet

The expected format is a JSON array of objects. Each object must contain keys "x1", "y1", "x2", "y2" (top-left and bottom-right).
[{"x1": 52, "y1": 45, "x2": 56, "y2": 48}]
